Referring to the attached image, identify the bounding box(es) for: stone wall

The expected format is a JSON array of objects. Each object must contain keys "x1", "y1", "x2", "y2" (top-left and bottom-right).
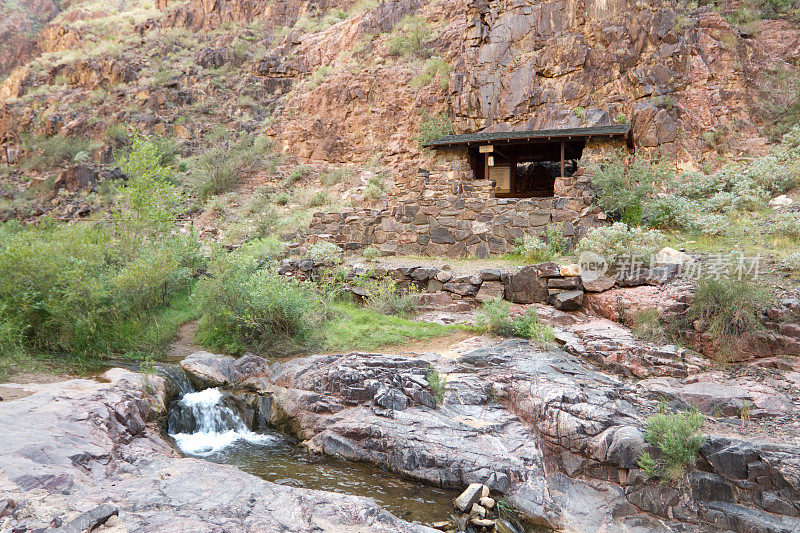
[{"x1": 306, "y1": 138, "x2": 617, "y2": 257}]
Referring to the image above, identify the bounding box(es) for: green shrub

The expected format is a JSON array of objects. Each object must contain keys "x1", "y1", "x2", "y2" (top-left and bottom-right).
[
  {"x1": 387, "y1": 15, "x2": 433, "y2": 58},
  {"x1": 476, "y1": 298, "x2": 513, "y2": 335},
  {"x1": 638, "y1": 408, "x2": 705, "y2": 481},
  {"x1": 688, "y1": 278, "x2": 769, "y2": 356},
  {"x1": 321, "y1": 167, "x2": 354, "y2": 185},
  {"x1": 576, "y1": 222, "x2": 667, "y2": 261},
  {"x1": 0, "y1": 139, "x2": 202, "y2": 370},
  {"x1": 21, "y1": 134, "x2": 101, "y2": 170},
  {"x1": 240, "y1": 235, "x2": 286, "y2": 263},
  {"x1": 510, "y1": 308, "x2": 555, "y2": 343},
  {"x1": 416, "y1": 111, "x2": 454, "y2": 147},
  {"x1": 115, "y1": 134, "x2": 184, "y2": 236},
  {"x1": 355, "y1": 276, "x2": 418, "y2": 316},
  {"x1": 187, "y1": 134, "x2": 269, "y2": 200},
  {"x1": 643, "y1": 195, "x2": 696, "y2": 230},
  {"x1": 309, "y1": 191, "x2": 332, "y2": 207},
  {"x1": 586, "y1": 151, "x2": 671, "y2": 225},
  {"x1": 308, "y1": 65, "x2": 331, "y2": 88},
  {"x1": 426, "y1": 368, "x2": 447, "y2": 404},
  {"x1": 362, "y1": 246, "x2": 381, "y2": 261},
  {"x1": 767, "y1": 212, "x2": 800, "y2": 239},
  {"x1": 194, "y1": 250, "x2": 324, "y2": 355},
  {"x1": 365, "y1": 173, "x2": 386, "y2": 200},
  {"x1": 307, "y1": 241, "x2": 343, "y2": 263},
  {"x1": 514, "y1": 224, "x2": 567, "y2": 262},
  {"x1": 274, "y1": 192, "x2": 290, "y2": 205},
  {"x1": 477, "y1": 298, "x2": 554, "y2": 342},
  {"x1": 286, "y1": 165, "x2": 312, "y2": 186},
  {"x1": 410, "y1": 56, "x2": 452, "y2": 89}
]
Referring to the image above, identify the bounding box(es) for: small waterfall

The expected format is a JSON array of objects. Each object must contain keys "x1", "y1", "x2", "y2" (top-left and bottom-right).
[
  {"x1": 168, "y1": 387, "x2": 274, "y2": 456},
  {"x1": 157, "y1": 364, "x2": 194, "y2": 396}
]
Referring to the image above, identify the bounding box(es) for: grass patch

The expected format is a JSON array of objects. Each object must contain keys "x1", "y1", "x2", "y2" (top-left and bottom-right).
[
  {"x1": 688, "y1": 277, "x2": 769, "y2": 358},
  {"x1": 416, "y1": 111, "x2": 454, "y2": 147},
  {"x1": 638, "y1": 408, "x2": 705, "y2": 481},
  {"x1": 323, "y1": 303, "x2": 459, "y2": 351},
  {"x1": 476, "y1": 298, "x2": 555, "y2": 342}
]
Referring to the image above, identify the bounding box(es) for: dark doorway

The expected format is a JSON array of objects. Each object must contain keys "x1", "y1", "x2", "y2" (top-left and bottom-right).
[{"x1": 470, "y1": 139, "x2": 584, "y2": 198}]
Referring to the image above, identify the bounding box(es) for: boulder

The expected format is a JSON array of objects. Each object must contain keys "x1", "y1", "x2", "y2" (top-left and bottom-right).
[
  {"x1": 454, "y1": 483, "x2": 489, "y2": 512},
  {"x1": 654, "y1": 247, "x2": 693, "y2": 265},
  {"x1": 476, "y1": 281, "x2": 505, "y2": 303},
  {"x1": 582, "y1": 276, "x2": 615, "y2": 292},
  {"x1": 535, "y1": 262, "x2": 561, "y2": 277},
  {"x1": 505, "y1": 266, "x2": 547, "y2": 304},
  {"x1": 551, "y1": 290, "x2": 584, "y2": 311}
]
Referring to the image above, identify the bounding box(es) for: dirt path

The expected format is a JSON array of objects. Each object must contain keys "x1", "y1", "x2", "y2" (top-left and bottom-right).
[{"x1": 164, "y1": 321, "x2": 203, "y2": 362}]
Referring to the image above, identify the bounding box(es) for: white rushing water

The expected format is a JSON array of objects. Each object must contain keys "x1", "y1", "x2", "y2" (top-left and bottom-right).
[{"x1": 169, "y1": 388, "x2": 274, "y2": 456}]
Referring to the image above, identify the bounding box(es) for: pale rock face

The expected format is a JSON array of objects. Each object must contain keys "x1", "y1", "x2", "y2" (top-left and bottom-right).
[
  {"x1": 655, "y1": 247, "x2": 694, "y2": 265},
  {"x1": 769, "y1": 195, "x2": 793, "y2": 208}
]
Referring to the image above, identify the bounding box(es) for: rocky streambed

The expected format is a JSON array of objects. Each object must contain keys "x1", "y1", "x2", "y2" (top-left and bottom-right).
[
  {"x1": 2, "y1": 316, "x2": 800, "y2": 532},
  {"x1": 177, "y1": 321, "x2": 800, "y2": 533}
]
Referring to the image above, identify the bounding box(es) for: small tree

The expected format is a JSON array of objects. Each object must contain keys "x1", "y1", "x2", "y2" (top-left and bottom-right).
[{"x1": 115, "y1": 133, "x2": 183, "y2": 237}]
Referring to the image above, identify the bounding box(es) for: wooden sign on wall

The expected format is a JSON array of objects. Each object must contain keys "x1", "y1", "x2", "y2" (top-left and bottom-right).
[{"x1": 479, "y1": 145, "x2": 494, "y2": 153}]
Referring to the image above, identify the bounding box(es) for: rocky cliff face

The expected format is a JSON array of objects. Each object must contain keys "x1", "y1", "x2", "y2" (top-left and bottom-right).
[
  {"x1": 0, "y1": 0, "x2": 59, "y2": 78},
  {"x1": 453, "y1": 0, "x2": 795, "y2": 160},
  {"x1": 1, "y1": 0, "x2": 799, "y2": 222}
]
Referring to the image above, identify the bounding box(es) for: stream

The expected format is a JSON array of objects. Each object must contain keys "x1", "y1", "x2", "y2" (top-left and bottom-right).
[{"x1": 160, "y1": 366, "x2": 460, "y2": 527}]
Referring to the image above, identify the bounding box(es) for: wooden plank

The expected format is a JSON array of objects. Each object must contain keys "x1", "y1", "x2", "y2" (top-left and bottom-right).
[{"x1": 560, "y1": 141, "x2": 565, "y2": 177}]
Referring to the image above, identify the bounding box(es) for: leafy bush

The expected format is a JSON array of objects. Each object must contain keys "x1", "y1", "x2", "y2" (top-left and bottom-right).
[
  {"x1": 308, "y1": 65, "x2": 331, "y2": 88},
  {"x1": 387, "y1": 15, "x2": 433, "y2": 58},
  {"x1": 307, "y1": 241, "x2": 343, "y2": 263},
  {"x1": 286, "y1": 165, "x2": 312, "y2": 186},
  {"x1": 576, "y1": 222, "x2": 667, "y2": 261},
  {"x1": 195, "y1": 250, "x2": 324, "y2": 355},
  {"x1": 416, "y1": 111, "x2": 454, "y2": 147},
  {"x1": 0, "y1": 139, "x2": 202, "y2": 372},
  {"x1": 362, "y1": 246, "x2": 381, "y2": 261},
  {"x1": 187, "y1": 134, "x2": 270, "y2": 200},
  {"x1": 643, "y1": 195, "x2": 696, "y2": 230},
  {"x1": 115, "y1": 134, "x2": 184, "y2": 236},
  {"x1": 240, "y1": 235, "x2": 286, "y2": 263},
  {"x1": 638, "y1": 409, "x2": 705, "y2": 481},
  {"x1": 21, "y1": 134, "x2": 101, "y2": 170},
  {"x1": 310, "y1": 191, "x2": 332, "y2": 207},
  {"x1": 689, "y1": 213, "x2": 730, "y2": 236},
  {"x1": 476, "y1": 297, "x2": 513, "y2": 335},
  {"x1": 426, "y1": 368, "x2": 447, "y2": 404},
  {"x1": 767, "y1": 212, "x2": 800, "y2": 239},
  {"x1": 510, "y1": 308, "x2": 555, "y2": 342},
  {"x1": 688, "y1": 278, "x2": 769, "y2": 355},
  {"x1": 586, "y1": 151, "x2": 671, "y2": 225},
  {"x1": 477, "y1": 298, "x2": 554, "y2": 342},
  {"x1": 514, "y1": 224, "x2": 567, "y2": 262},
  {"x1": 355, "y1": 276, "x2": 418, "y2": 316}
]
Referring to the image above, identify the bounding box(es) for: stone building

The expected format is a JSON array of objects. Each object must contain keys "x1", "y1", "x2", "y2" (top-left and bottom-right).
[{"x1": 308, "y1": 125, "x2": 632, "y2": 258}]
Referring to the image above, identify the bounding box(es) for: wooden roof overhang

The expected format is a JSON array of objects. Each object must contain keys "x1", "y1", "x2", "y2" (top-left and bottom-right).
[{"x1": 423, "y1": 124, "x2": 634, "y2": 150}]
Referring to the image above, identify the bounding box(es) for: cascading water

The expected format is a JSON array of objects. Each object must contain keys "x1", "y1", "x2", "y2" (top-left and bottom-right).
[
  {"x1": 159, "y1": 365, "x2": 460, "y2": 526},
  {"x1": 167, "y1": 387, "x2": 274, "y2": 456}
]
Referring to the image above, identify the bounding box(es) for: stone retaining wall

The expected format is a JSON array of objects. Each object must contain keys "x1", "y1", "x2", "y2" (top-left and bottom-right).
[
  {"x1": 306, "y1": 139, "x2": 618, "y2": 258},
  {"x1": 277, "y1": 258, "x2": 674, "y2": 312}
]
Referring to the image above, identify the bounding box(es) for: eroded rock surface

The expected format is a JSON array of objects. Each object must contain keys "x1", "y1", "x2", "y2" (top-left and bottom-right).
[
  {"x1": 225, "y1": 339, "x2": 800, "y2": 532},
  {"x1": 0, "y1": 369, "x2": 435, "y2": 533}
]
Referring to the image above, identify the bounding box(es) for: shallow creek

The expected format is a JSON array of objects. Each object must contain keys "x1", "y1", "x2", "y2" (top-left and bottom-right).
[{"x1": 161, "y1": 367, "x2": 460, "y2": 526}]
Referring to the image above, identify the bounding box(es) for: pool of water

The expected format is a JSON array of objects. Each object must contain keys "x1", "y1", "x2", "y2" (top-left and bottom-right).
[
  {"x1": 166, "y1": 384, "x2": 459, "y2": 526},
  {"x1": 198, "y1": 436, "x2": 460, "y2": 525}
]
